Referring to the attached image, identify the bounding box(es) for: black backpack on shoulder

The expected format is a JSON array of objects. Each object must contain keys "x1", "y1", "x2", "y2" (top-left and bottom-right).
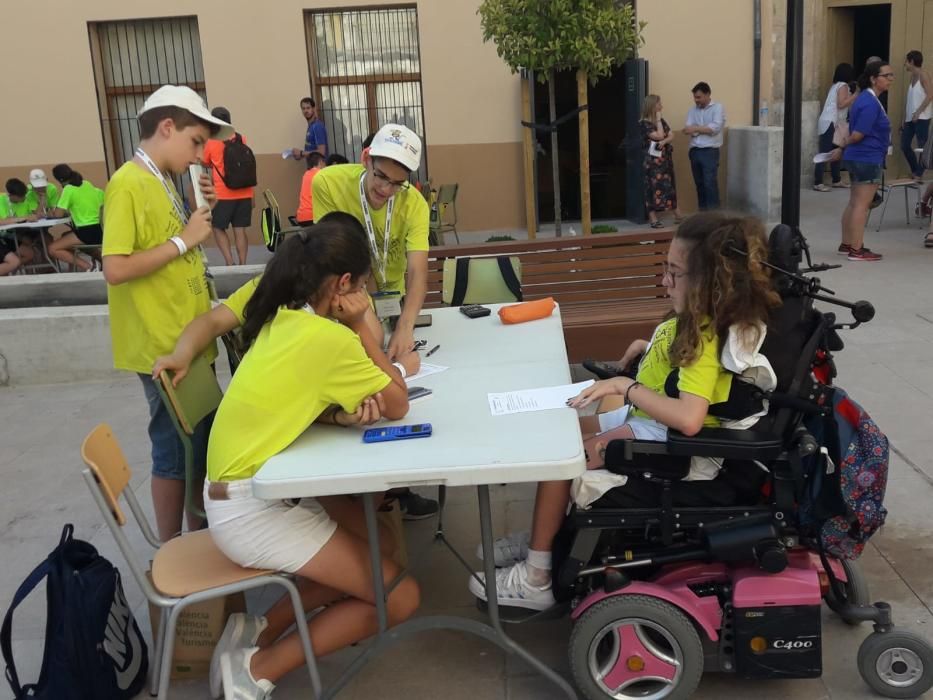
[
  {"x1": 1, "y1": 524, "x2": 148, "y2": 699},
  {"x1": 220, "y1": 133, "x2": 258, "y2": 189}
]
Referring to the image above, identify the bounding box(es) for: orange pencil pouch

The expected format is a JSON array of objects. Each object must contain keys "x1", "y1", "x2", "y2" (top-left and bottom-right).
[{"x1": 498, "y1": 297, "x2": 556, "y2": 324}]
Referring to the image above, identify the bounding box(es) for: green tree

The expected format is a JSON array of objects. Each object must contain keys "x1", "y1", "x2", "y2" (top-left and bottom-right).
[{"x1": 479, "y1": 0, "x2": 644, "y2": 236}]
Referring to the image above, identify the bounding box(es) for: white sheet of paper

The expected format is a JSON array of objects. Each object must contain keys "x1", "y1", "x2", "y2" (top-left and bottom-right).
[
  {"x1": 648, "y1": 140, "x2": 663, "y2": 158},
  {"x1": 488, "y1": 380, "x2": 594, "y2": 416},
  {"x1": 404, "y1": 363, "x2": 449, "y2": 384}
]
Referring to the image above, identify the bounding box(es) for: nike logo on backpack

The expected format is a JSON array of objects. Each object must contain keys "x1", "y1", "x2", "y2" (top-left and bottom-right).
[{"x1": 102, "y1": 581, "x2": 142, "y2": 690}]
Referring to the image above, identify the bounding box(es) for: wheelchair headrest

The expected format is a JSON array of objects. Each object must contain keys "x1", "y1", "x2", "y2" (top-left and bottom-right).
[{"x1": 768, "y1": 224, "x2": 802, "y2": 275}]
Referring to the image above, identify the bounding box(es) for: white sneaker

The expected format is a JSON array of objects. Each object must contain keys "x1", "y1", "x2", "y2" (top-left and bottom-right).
[
  {"x1": 220, "y1": 647, "x2": 275, "y2": 700},
  {"x1": 468, "y1": 560, "x2": 556, "y2": 611},
  {"x1": 210, "y1": 614, "x2": 268, "y2": 699},
  {"x1": 475, "y1": 531, "x2": 530, "y2": 567}
]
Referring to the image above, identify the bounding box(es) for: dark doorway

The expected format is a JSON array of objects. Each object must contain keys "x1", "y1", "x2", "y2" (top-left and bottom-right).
[
  {"x1": 852, "y1": 4, "x2": 891, "y2": 71},
  {"x1": 533, "y1": 68, "x2": 630, "y2": 224}
]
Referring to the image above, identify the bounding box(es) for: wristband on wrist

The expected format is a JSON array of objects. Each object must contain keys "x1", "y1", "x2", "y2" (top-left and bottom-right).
[
  {"x1": 169, "y1": 236, "x2": 187, "y2": 256},
  {"x1": 392, "y1": 362, "x2": 407, "y2": 379},
  {"x1": 624, "y1": 381, "x2": 642, "y2": 406}
]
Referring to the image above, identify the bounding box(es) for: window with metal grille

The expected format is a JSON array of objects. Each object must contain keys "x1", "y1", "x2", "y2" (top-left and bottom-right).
[
  {"x1": 88, "y1": 16, "x2": 206, "y2": 175},
  {"x1": 304, "y1": 6, "x2": 428, "y2": 182}
]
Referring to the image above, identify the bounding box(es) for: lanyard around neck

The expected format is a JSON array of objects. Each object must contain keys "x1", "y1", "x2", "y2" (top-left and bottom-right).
[
  {"x1": 135, "y1": 148, "x2": 188, "y2": 225},
  {"x1": 135, "y1": 147, "x2": 218, "y2": 302},
  {"x1": 359, "y1": 171, "x2": 395, "y2": 289}
]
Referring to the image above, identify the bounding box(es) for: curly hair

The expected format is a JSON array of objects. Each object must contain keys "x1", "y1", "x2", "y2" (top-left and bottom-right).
[{"x1": 668, "y1": 212, "x2": 781, "y2": 368}]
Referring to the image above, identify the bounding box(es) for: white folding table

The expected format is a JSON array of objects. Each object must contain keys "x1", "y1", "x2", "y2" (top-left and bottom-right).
[
  {"x1": 0, "y1": 217, "x2": 72, "y2": 273},
  {"x1": 253, "y1": 304, "x2": 585, "y2": 699}
]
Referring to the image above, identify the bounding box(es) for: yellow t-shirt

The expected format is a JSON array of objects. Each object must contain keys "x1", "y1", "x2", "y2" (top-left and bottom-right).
[
  {"x1": 632, "y1": 318, "x2": 732, "y2": 427},
  {"x1": 207, "y1": 308, "x2": 392, "y2": 482},
  {"x1": 312, "y1": 164, "x2": 429, "y2": 295},
  {"x1": 103, "y1": 161, "x2": 217, "y2": 374},
  {"x1": 222, "y1": 276, "x2": 261, "y2": 324}
]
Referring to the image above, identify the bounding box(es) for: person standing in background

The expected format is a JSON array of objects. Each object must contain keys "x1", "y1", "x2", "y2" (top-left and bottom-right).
[
  {"x1": 683, "y1": 82, "x2": 725, "y2": 210},
  {"x1": 902, "y1": 50, "x2": 933, "y2": 180},
  {"x1": 202, "y1": 106, "x2": 255, "y2": 266},
  {"x1": 640, "y1": 94, "x2": 683, "y2": 227},
  {"x1": 815, "y1": 63, "x2": 857, "y2": 191},
  {"x1": 835, "y1": 60, "x2": 894, "y2": 262},
  {"x1": 292, "y1": 97, "x2": 328, "y2": 167}
]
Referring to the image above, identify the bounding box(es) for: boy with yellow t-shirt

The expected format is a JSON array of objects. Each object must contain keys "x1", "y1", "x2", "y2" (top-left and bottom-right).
[
  {"x1": 312, "y1": 123, "x2": 430, "y2": 361},
  {"x1": 102, "y1": 84, "x2": 233, "y2": 542}
]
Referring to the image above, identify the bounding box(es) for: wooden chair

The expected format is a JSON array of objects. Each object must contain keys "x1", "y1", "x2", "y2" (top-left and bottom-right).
[
  {"x1": 156, "y1": 354, "x2": 223, "y2": 520},
  {"x1": 80, "y1": 424, "x2": 322, "y2": 700}
]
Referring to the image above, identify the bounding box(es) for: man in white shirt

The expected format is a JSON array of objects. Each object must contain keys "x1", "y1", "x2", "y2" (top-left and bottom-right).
[{"x1": 683, "y1": 82, "x2": 726, "y2": 210}]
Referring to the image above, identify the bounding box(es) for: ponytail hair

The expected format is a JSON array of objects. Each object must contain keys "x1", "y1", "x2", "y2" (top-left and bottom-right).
[
  {"x1": 240, "y1": 212, "x2": 371, "y2": 347},
  {"x1": 51, "y1": 163, "x2": 83, "y2": 187},
  {"x1": 669, "y1": 212, "x2": 781, "y2": 367}
]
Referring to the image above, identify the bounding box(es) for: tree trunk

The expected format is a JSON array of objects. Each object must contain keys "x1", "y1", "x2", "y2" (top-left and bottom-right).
[
  {"x1": 577, "y1": 69, "x2": 591, "y2": 236},
  {"x1": 548, "y1": 70, "x2": 562, "y2": 237},
  {"x1": 521, "y1": 74, "x2": 537, "y2": 239}
]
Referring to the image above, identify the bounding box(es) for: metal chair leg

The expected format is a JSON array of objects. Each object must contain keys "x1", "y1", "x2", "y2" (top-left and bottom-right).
[
  {"x1": 149, "y1": 606, "x2": 169, "y2": 697},
  {"x1": 905, "y1": 185, "x2": 911, "y2": 225},
  {"x1": 877, "y1": 187, "x2": 890, "y2": 232},
  {"x1": 280, "y1": 577, "x2": 324, "y2": 697}
]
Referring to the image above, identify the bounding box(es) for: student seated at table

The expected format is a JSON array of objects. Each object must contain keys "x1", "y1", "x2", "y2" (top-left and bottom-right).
[
  {"x1": 0, "y1": 178, "x2": 40, "y2": 267},
  {"x1": 468, "y1": 212, "x2": 781, "y2": 611},
  {"x1": 190, "y1": 218, "x2": 421, "y2": 700},
  {"x1": 47, "y1": 165, "x2": 105, "y2": 272},
  {"x1": 26, "y1": 168, "x2": 59, "y2": 217}
]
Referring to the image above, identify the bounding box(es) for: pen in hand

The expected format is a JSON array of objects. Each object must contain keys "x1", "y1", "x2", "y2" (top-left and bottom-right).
[{"x1": 426, "y1": 344, "x2": 440, "y2": 357}]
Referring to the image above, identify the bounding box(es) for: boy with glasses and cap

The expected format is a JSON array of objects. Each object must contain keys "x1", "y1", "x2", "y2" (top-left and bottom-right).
[{"x1": 312, "y1": 123, "x2": 439, "y2": 520}]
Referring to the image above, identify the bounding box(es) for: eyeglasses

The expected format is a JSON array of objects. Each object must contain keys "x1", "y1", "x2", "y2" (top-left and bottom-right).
[
  {"x1": 371, "y1": 166, "x2": 410, "y2": 192},
  {"x1": 879, "y1": 72, "x2": 896, "y2": 79},
  {"x1": 661, "y1": 262, "x2": 688, "y2": 287}
]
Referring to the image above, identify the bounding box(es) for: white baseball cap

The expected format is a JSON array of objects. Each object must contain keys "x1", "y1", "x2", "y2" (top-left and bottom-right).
[
  {"x1": 368, "y1": 124, "x2": 422, "y2": 172},
  {"x1": 138, "y1": 85, "x2": 235, "y2": 140},
  {"x1": 29, "y1": 169, "x2": 48, "y2": 188}
]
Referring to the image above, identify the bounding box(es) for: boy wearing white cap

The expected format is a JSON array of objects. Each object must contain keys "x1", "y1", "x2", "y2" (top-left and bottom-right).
[
  {"x1": 26, "y1": 169, "x2": 59, "y2": 216},
  {"x1": 312, "y1": 123, "x2": 429, "y2": 361},
  {"x1": 102, "y1": 84, "x2": 233, "y2": 541}
]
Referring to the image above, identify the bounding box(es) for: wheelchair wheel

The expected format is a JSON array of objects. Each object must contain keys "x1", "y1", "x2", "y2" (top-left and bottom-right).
[
  {"x1": 825, "y1": 559, "x2": 871, "y2": 625},
  {"x1": 857, "y1": 629, "x2": 933, "y2": 698},
  {"x1": 569, "y1": 594, "x2": 703, "y2": 700}
]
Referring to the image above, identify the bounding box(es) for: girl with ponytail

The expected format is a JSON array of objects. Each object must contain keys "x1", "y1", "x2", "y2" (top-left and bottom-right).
[{"x1": 170, "y1": 214, "x2": 422, "y2": 698}]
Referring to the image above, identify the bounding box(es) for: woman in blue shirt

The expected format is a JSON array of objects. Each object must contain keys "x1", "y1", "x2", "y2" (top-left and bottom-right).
[{"x1": 835, "y1": 60, "x2": 894, "y2": 262}]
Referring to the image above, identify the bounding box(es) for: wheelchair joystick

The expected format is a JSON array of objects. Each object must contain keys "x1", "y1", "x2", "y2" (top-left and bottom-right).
[{"x1": 852, "y1": 300, "x2": 875, "y2": 324}]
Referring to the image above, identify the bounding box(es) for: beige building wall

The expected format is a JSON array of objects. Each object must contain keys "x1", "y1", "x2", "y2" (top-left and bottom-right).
[
  {"x1": 0, "y1": 0, "x2": 524, "y2": 239},
  {"x1": 639, "y1": 1, "x2": 760, "y2": 213}
]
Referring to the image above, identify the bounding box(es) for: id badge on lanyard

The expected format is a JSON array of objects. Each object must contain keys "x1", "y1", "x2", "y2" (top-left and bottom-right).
[
  {"x1": 359, "y1": 172, "x2": 395, "y2": 293},
  {"x1": 372, "y1": 290, "x2": 402, "y2": 320},
  {"x1": 135, "y1": 147, "x2": 218, "y2": 302}
]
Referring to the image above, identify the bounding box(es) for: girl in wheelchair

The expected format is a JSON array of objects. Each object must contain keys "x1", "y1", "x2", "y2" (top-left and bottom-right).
[{"x1": 470, "y1": 212, "x2": 781, "y2": 611}]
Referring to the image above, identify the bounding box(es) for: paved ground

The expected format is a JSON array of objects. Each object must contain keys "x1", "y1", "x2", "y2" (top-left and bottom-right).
[{"x1": 2, "y1": 187, "x2": 933, "y2": 699}]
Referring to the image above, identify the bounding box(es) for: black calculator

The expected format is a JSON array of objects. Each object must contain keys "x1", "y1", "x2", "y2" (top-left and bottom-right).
[
  {"x1": 363, "y1": 424, "x2": 433, "y2": 443},
  {"x1": 460, "y1": 304, "x2": 491, "y2": 319}
]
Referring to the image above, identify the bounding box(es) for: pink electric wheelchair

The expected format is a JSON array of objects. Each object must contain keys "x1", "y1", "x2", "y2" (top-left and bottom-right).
[{"x1": 544, "y1": 226, "x2": 933, "y2": 699}]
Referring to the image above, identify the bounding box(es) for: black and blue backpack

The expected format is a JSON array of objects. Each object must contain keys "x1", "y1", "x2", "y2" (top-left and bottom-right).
[{"x1": 1, "y1": 524, "x2": 148, "y2": 699}]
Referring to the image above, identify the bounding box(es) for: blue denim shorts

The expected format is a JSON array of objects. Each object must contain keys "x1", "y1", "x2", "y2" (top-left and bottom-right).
[
  {"x1": 842, "y1": 160, "x2": 883, "y2": 185},
  {"x1": 138, "y1": 373, "x2": 213, "y2": 481}
]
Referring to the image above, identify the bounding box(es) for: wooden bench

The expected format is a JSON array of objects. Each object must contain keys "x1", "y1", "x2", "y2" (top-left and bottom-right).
[{"x1": 425, "y1": 230, "x2": 674, "y2": 363}]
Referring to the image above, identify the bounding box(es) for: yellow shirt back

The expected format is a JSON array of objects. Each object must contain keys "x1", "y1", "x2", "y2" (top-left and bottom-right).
[
  {"x1": 633, "y1": 318, "x2": 732, "y2": 427},
  {"x1": 103, "y1": 162, "x2": 217, "y2": 373},
  {"x1": 312, "y1": 164, "x2": 429, "y2": 294},
  {"x1": 207, "y1": 308, "x2": 392, "y2": 482}
]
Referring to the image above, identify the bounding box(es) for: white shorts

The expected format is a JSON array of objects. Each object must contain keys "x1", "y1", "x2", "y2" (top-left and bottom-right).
[
  {"x1": 204, "y1": 479, "x2": 338, "y2": 574},
  {"x1": 597, "y1": 406, "x2": 669, "y2": 441}
]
